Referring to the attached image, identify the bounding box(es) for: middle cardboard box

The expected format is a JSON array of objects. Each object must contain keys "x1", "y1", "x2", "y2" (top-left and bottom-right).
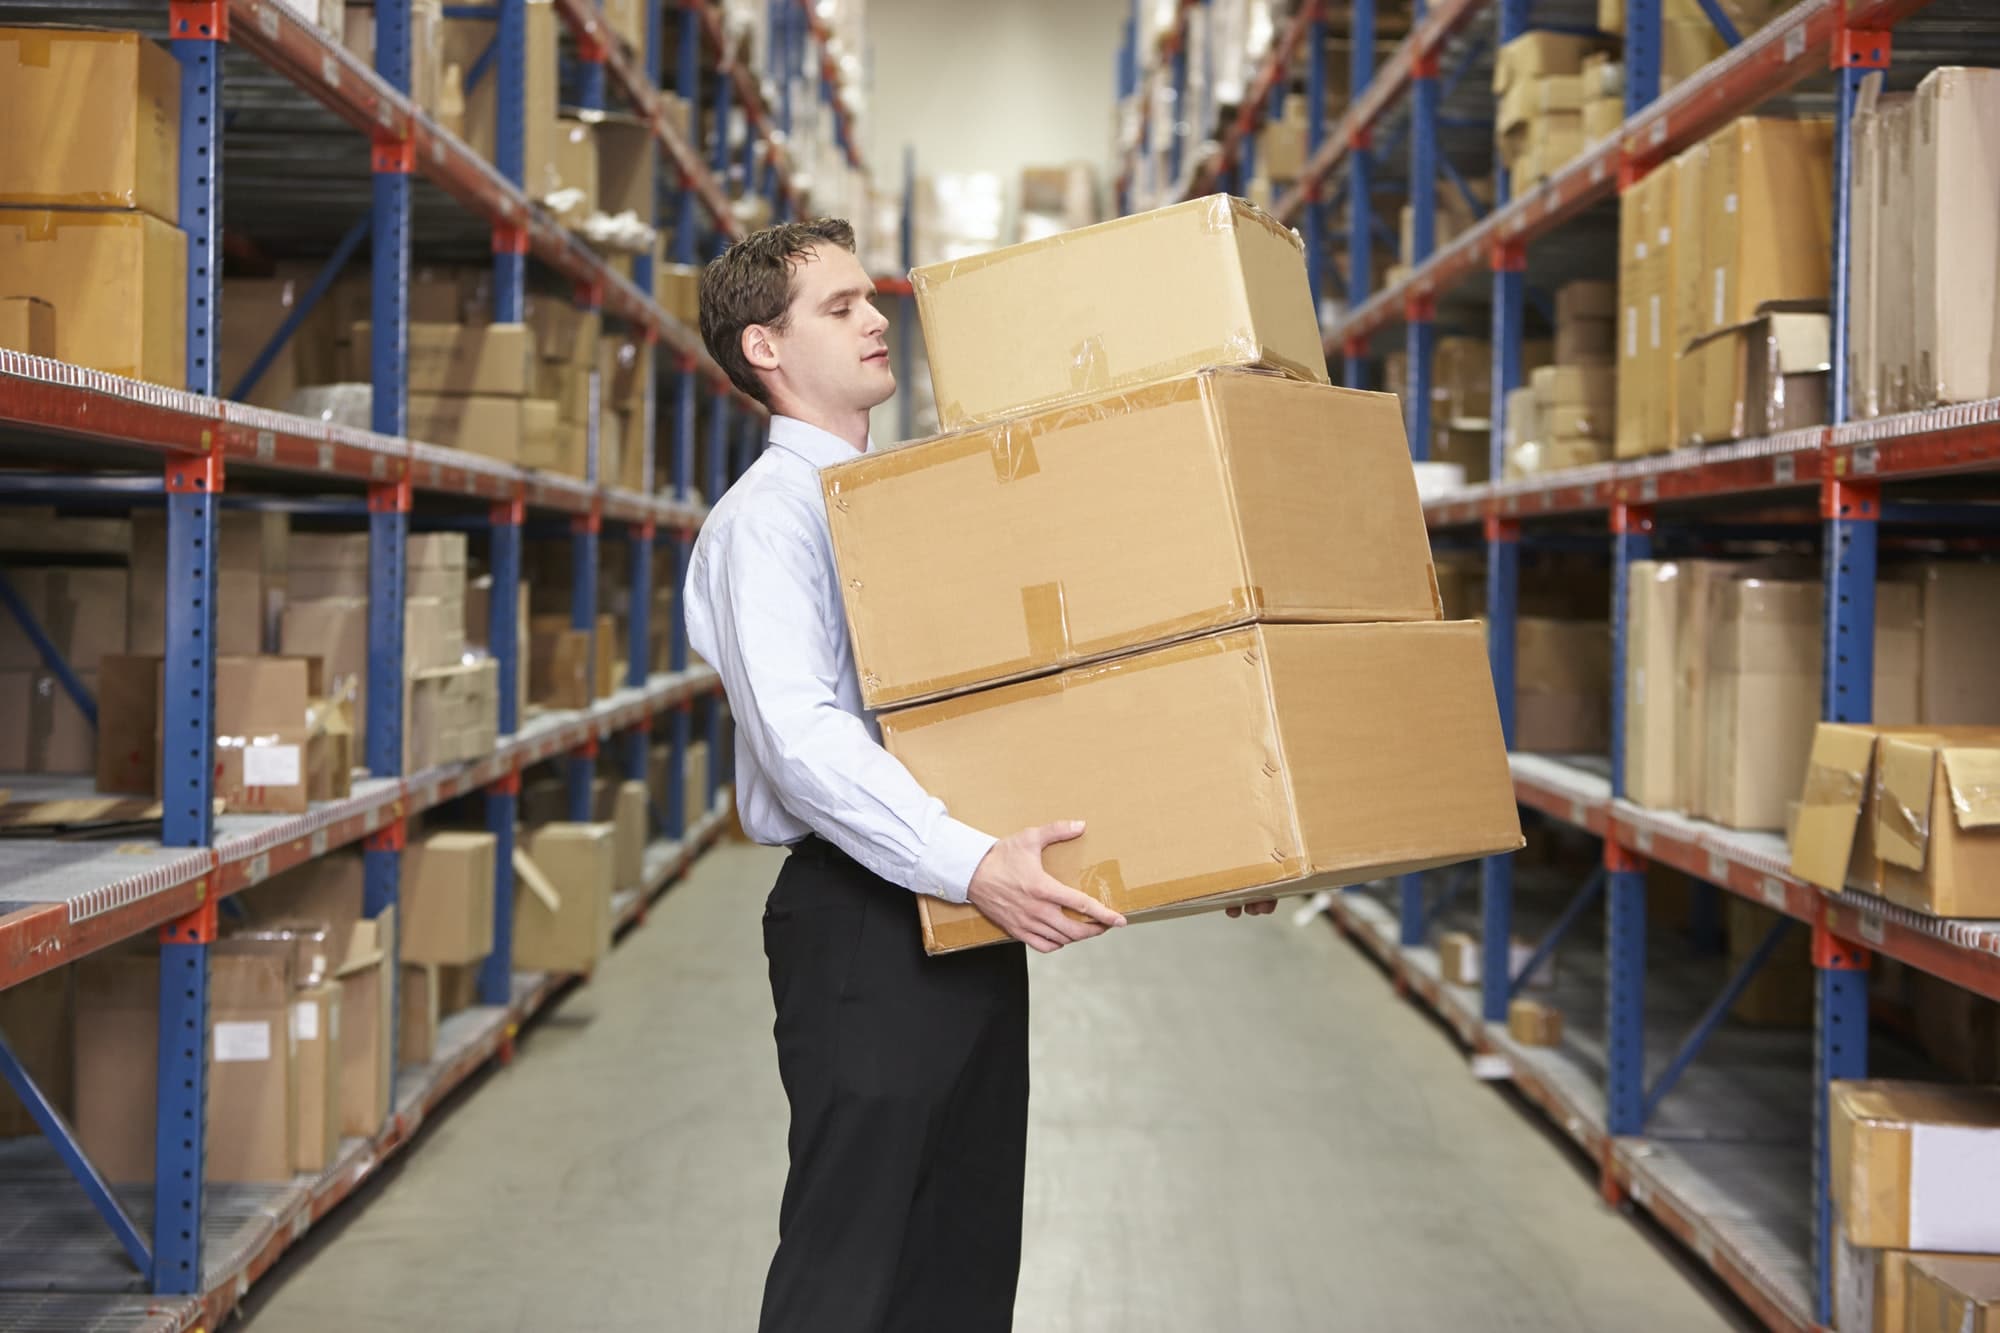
[{"x1": 823, "y1": 368, "x2": 1441, "y2": 710}]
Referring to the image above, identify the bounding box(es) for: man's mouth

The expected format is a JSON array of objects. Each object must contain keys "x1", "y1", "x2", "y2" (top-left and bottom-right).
[{"x1": 863, "y1": 350, "x2": 888, "y2": 363}]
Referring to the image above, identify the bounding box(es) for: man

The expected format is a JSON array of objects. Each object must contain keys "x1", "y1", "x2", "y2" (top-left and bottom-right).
[{"x1": 685, "y1": 218, "x2": 1273, "y2": 1333}]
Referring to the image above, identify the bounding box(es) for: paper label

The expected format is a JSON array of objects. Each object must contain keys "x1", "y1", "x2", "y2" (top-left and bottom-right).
[
  {"x1": 243, "y1": 743, "x2": 302, "y2": 788},
  {"x1": 1908, "y1": 1123, "x2": 2000, "y2": 1249},
  {"x1": 1725, "y1": 192, "x2": 1738, "y2": 214},
  {"x1": 1648, "y1": 295, "x2": 1661, "y2": 351},
  {"x1": 1625, "y1": 308, "x2": 1638, "y2": 359},
  {"x1": 292, "y1": 1001, "x2": 319, "y2": 1043},
  {"x1": 214, "y1": 1020, "x2": 273, "y2": 1063},
  {"x1": 1713, "y1": 268, "x2": 1726, "y2": 327}
]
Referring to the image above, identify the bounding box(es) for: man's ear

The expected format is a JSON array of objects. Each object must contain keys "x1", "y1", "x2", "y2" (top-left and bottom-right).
[{"x1": 742, "y1": 324, "x2": 780, "y2": 374}]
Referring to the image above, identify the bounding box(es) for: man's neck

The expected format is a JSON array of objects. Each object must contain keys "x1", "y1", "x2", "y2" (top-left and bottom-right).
[{"x1": 772, "y1": 402, "x2": 870, "y2": 453}]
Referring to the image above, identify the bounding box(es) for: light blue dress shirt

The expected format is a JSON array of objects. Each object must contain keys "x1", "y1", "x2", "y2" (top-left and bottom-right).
[{"x1": 684, "y1": 414, "x2": 997, "y2": 903}]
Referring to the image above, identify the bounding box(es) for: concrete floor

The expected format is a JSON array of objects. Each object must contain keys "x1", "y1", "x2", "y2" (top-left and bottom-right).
[{"x1": 243, "y1": 841, "x2": 1749, "y2": 1332}]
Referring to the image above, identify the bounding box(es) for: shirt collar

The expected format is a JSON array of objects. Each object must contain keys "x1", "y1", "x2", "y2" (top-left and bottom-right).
[{"x1": 768, "y1": 415, "x2": 872, "y2": 470}]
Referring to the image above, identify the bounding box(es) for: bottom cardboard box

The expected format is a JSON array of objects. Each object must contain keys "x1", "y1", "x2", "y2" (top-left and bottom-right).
[{"x1": 882, "y1": 621, "x2": 1522, "y2": 955}]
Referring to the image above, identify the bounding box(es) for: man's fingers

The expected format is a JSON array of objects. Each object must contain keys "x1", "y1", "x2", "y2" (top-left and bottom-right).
[
  {"x1": 1226, "y1": 904, "x2": 1243, "y2": 919},
  {"x1": 1046, "y1": 911, "x2": 1109, "y2": 944},
  {"x1": 1017, "y1": 927, "x2": 1062, "y2": 954},
  {"x1": 1032, "y1": 819, "x2": 1087, "y2": 849}
]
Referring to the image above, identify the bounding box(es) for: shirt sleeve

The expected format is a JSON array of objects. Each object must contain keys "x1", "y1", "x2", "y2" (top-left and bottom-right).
[{"x1": 686, "y1": 511, "x2": 996, "y2": 903}]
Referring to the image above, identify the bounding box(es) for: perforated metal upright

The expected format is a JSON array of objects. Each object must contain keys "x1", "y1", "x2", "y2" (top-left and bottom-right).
[
  {"x1": 153, "y1": 2, "x2": 230, "y2": 1289},
  {"x1": 1302, "y1": 11, "x2": 1329, "y2": 319},
  {"x1": 482, "y1": 491, "x2": 527, "y2": 1007},
  {"x1": 1342, "y1": 0, "x2": 1374, "y2": 388},
  {"x1": 1395, "y1": 0, "x2": 1441, "y2": 950},
  {"x1": 1604, "y1": 503, "x2": 1653, "y2": 1141}
]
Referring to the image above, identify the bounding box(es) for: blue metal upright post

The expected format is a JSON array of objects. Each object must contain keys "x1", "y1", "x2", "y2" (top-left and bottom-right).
[
  {"x1": 1814, "y1": 469, "x2": 1878, "y2": 1320},
  {"x1": 480, "y1": 495, "x2": 524, "y2": 1007},
  {"x1": 578, "y1": 16, "x2": 606, "y2": 110},
  {"x1": 1303, "y1": 14, "x2": 1329, "y2": 323},
  {"x1": 1624, "y1": 0, "x2": 1663, "y2": 115},
  {"x1": 372, "y1": 0, "x2": 413, "y2": 440},
  {"x1": 1396, "y1": 2, "x2": 1440, "y2": 951},
  {"x1": 493, "y1": 0, "x2": 530, "y2": 318},
  {"x1": 1479, "y1": 515, "x2": 1519, "y2": 1026},
  {"x1": 155, "y1": 9, "x2": 226, "y2": 1290},
  {"x1": 1343, "y1": 0, "x2": 1375, "y2": 388},
  {"x1": 365, "y1": 476, "x2": 409, "y2": 1080},
  {"x1": 567, "y1": 504, "x2": 601, "y2": 820},
  {"x1": 1604, "y1": 502, "x2": 1654, "y2": 1138}
]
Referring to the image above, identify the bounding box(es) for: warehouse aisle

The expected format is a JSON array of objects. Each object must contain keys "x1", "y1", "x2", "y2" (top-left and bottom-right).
[{"x1": 243, "y1": 842, "x2": 1746, "y2": 1332}]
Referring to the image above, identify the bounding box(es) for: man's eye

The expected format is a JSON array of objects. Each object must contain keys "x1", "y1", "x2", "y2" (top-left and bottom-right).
[{"x1": 831, "y1": 307, "x2": 849, "y2": 317}]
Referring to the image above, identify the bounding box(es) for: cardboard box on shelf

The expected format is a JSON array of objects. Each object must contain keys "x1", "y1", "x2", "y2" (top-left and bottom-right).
[
  {"x1": 1701, "y1": 579, "x2": 1819, "y2": 830},
  {"x1": 530, "y1": 618, "x2": 592, "y2": 708},
  {"x1": 1847, "y1": 81, "x2": 1901, "y2": 421},
  {"x1": 0, "y1": 29, "x2": 180, "y2": 223},
  {"x1": 73, "y1": 951, "x2": 299, "y2": 1184},
  {"x1": 1696, "y1": 117, "x2": 1834, "y2": 340},
  {"x1": 348, "y1": 321, "x2": 535, "y2": 396},
  {"x1": 1911, "y1": 68, "x2": 2000, "y2": 409},
  {"x1": 1492, "y1": 31, "x2": 1604, "y2": 94},
  {"x1": 1908, "y1": 563, "x2": 2000, "y2": 725},
  {"x1": 0, "y1": 208, "x2": 185, "y2": 385},
  {"x1": 593, "y1": 613, "x2": 619, "y2": 699},
  {"x1": 337, "y1": 908, "x2": 395, "y2": 1139},
  {"x1": 207, "y1": 949, "x2": 297, "y2": 1183},
  {"x1": 1508, "y1": 998, "x2": 1564, "y2": 1046},
  {"x1": 1875, "y1": 733, "x2": 2000, "y2": 918},
  {"x1": 613, "y1": 780, "x2": 648, "y2": 891},
  {"x1": 590, "y1": 112, "x2": 656, "y2": 221},
  {"x1": 406, "y1": 657, "x2": 498, "y2": 772},
  {"x1": 220, "y1": 272, "x2": 340, "y2": 409},
  {"x1": 1906, "y1": 1255, "x2": 2000, "y2": 1333},
  {"x1": 1879, "y1": 99, "x2": 1918, "y2": 415},
  {"x1": 0, "y1": 967, "x2": 72, "y2": 1137},
  {"x1": 290, "y1": 981, "x2": 342, "y2": 1174},
  {"x1": 657, "y1": 262, "x2": 700, "y2": 329},
  {"x1": 401, "y1": 831, "x2": 497, "y2": 966},
  {"x1": 1835, "y1": 1236, "x2": 1947, "y2": 1333},
  {"x1": 399, "y1": 962, "x2": 440, "y2": 1066},
  {"x1": 1438, "y1": 932, "x2": 1478, "y2": 987},
  {"x1": 1584, "y1": 96, "x2": 1623, "y2": 143},
  {"x1": 445, "y1": 0, "x2": 558, "y2": 199},
  {"x1": 1623, "y1": 562, "x2": 1683, "y2": 808},
  {"x1": 0, "y1": 295, "x2": 55, "y2": 356},
  {"x1": 912, "y1": 195, "x2": 1328, "y2": 430},
  {"x1": 406, "y1": 393, "x2": 558, "y2": 465},
  {"x1": 1909, "y1": 970, "x2": 2000, "y2": 1085},
  {"x1": 130, "y1": 510, "x2": 275, "y2": 657},
  {"x1": 281, "y1": 597, "x2": 367, "y2": 720},
  {"x1": 1661, "y1": 19, "x2": 1726, "y2": 89},
  {"x1": 1515, "y1": 617, "x2": 1610, "y2": 754},
  {"x1": 823, "y1": 371, "x2": 1438, "y2": 710},
  {"x1": 200, "y1": 656, "x2": 351, "y2": 814},
  {"x1": 883, "y1": 621, "x2": 1522, "y2": 955},
  {"x1": 1831, "y1": 1081, "x2": 2000, "y2": 1251},
  {"x1": 1675, "y1": 303, "x2": 1830, "y2": 447},
  {"x1": 286, "y1": 530, "x2": 369, "y2": 601},
  {"x1": 684, "y1": 738, "x2": 711, "y2": 831},
  {"x1": 514, "y1": 824, "x2": 616, "y2": 974}
]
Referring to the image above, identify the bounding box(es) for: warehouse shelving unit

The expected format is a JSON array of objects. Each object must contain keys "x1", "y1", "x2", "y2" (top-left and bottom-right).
[
  {"x1": 0, "y1": 0, "x2": 881, "y2": 1322},
  {"x1": 1123, "y1": 0, "x2": 2000, "y2": 1327}
]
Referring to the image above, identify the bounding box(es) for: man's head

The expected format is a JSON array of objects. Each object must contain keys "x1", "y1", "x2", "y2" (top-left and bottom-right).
[{"x1": 698, "y1": 218, "x2": 893, "y2": 421}]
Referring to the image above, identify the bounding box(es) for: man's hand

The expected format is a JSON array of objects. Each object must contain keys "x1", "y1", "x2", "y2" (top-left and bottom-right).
[
  {"x1": 967, "y1": 821, "x2": 1126, "y2": 954},
  {"x1": 1226, "y1": 899, "x2": 1279, "y2": 919}
]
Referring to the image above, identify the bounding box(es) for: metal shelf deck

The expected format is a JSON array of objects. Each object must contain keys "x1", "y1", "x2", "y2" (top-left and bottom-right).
[
  {"x1": 0, "y1": 668, "x2": 721, "y2": 992},
  {"x1": 1333, "y1": 887, "x2": 1816, "y2": 1333},
  {"x1": 0, "y1": 799, "x2": 733, "y2": 1329}
]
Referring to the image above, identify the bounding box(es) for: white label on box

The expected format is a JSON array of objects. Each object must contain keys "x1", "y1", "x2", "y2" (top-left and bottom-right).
[
  {"x1": 243, "y1": 743, "x2": 302, "y2": 789},
  {"x1": 292, "y1": 1001, "x2": 319, "y2": 1042},
  {"x1": 1648, "y1": 296, "x2": 1661, "y2": 351},
  {"x1": 214, "y1": 1020, "x2": 272, "y2": 1063},
  {"x1": 1712, "y1": 268, "x2": 1726, "y2": 327},
  {"x1": 1635, "y1": 240, "x2": 1648, "y2": 261},
  {"x1": 1908, "y1": 1123, "x2": 2000, "y2": 1249},
  {"x1": 1625, "y1": 308, "x2": 1638, "y2": 359},
  {"x1": 1724, "y1": 192, "x2": 1737, "y2": 214},
  {"x1": 1658, "y1": 225, "x2": 1671, "y2": 247}
]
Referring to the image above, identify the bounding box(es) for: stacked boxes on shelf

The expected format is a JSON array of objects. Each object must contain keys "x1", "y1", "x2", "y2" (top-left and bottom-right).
[
  {"x1": 835, "y1": 195, "x2": 1522, "y2": 953},
  {"x1": 0, "y1": 28, "x2": 187, "y2": 386},
  {"x1": 1493, "y1": 32, "x2": 1610, "y2": 190}
]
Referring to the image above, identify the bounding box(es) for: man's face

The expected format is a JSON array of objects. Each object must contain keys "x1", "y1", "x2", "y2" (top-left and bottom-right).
[{"x1": 756, "y1": 242, "x2": 894, "y2": 416}]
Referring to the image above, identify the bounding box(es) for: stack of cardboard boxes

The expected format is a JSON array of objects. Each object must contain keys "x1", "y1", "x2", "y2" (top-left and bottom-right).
[
  {"x1": 1581, "y1": 54, "x2": 1623, "y2": 144},
  {"x1": 1506, "y1": 279, "x2": 1619, "y2": 476},
  {"x1": 1615, "y1": 116, "x2": 1834, "y2": 459},
  {"x1": 1597, "y1": 0, "x2": 1806, "y2": 92},
  {"x1": 830, "y1": 195, "x2": 1523, "y2": 953},
  {"x1": 1494, "y1": 32, "x2": 1611, "y2": 190},
  {"x1": 0, "y1": 29, "x2": 188, "y2": 385},
  {"x1": 1829, "y1": 1082, "x2": 2000, "y2": 1333},
  {"x1": 1847, "y1": 68, "x2": 2000, "y2": 421},
  {"x1": 1616, "y1": 558, "x2": 2000, "y2": 833}
]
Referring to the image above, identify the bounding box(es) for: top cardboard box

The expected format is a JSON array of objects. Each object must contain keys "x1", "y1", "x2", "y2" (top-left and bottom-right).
[
  {"x1": 823, "y1": 369, "x2": 1439, "y2": 709},
  {"x1": 0, "y1": 29, "x2": 180, "y2": 223},
  {"x1": 911, "y1": 195, "x2": 1329, "y2": 430}
]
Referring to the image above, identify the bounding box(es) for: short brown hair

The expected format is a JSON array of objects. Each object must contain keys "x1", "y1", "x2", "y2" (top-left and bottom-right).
[{"x1": 698, "y1": 217, "x2": 857, "y2": 405}]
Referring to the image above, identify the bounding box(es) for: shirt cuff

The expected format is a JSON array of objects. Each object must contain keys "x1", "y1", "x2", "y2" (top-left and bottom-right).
[{"x1": 914, "y1": 818, "x2": 997, "y2": 905}]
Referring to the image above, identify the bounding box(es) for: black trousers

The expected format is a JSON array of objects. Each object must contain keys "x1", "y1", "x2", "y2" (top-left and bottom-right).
[{"x1": 758, "y1": 836, "x2": 1029, "y2": 1333}]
